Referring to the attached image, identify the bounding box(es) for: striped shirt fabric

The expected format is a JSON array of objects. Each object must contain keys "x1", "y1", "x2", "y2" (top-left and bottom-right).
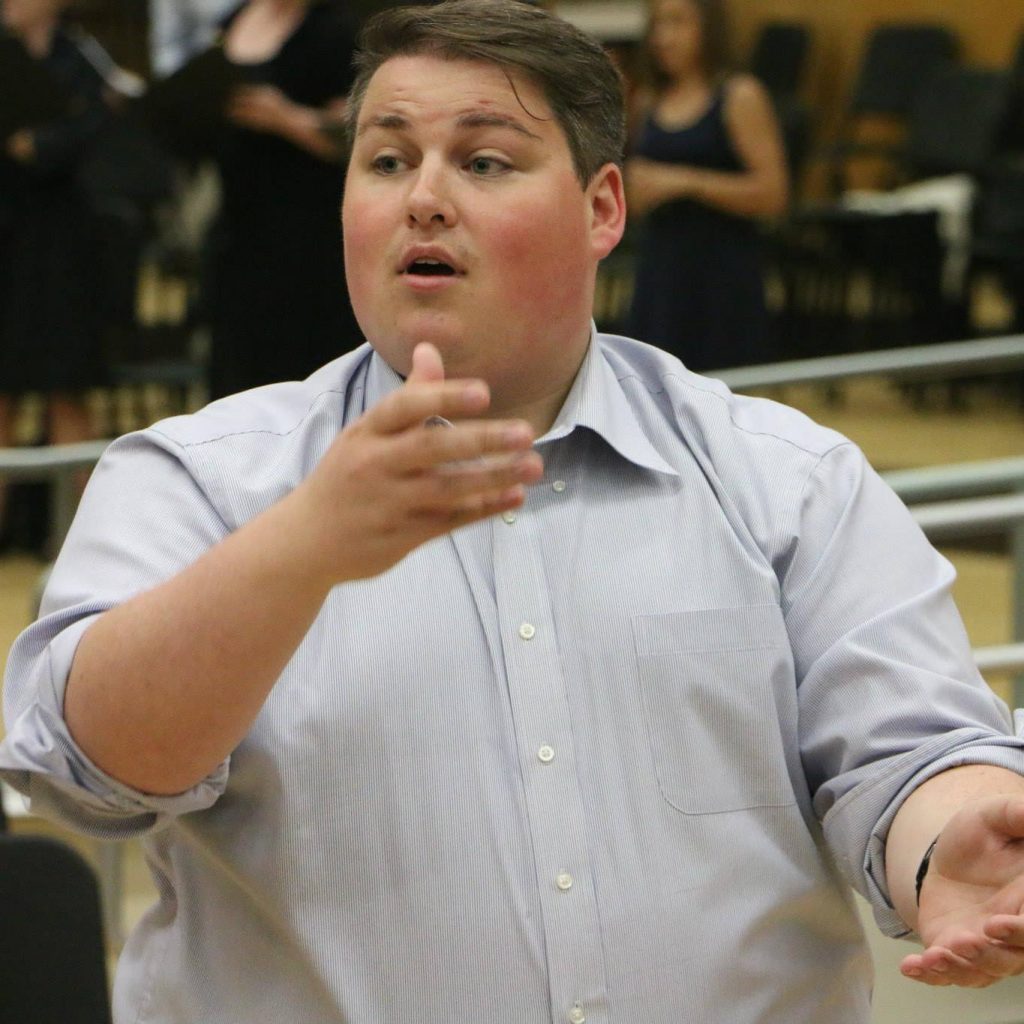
[{"x1": 3, "y1": 331, "x2": 1023, "y2": 1023}]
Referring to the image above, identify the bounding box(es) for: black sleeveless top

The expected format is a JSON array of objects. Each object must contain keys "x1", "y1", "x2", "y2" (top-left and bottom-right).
[{"x1": 626, "y1": 85, "x2": 771, "y2": 372}]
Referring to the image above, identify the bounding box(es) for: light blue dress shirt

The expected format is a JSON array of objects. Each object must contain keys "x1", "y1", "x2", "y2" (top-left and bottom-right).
[{"x1": 3, "y1": 333, "x2": 1023, "y2": 1023}]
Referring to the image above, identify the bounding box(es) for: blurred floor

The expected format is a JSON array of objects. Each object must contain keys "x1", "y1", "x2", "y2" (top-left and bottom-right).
[{"x1": 2, "y1": 375, "x2": 1024, "y2": 1023}]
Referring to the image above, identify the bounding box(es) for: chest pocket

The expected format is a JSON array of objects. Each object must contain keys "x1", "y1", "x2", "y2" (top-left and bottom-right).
[{"x1": 633, "y1": 606, "x2": 796, "y2": 814}]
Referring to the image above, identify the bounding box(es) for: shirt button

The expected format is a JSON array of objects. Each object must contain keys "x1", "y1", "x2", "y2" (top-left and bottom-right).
[
  {"x1": 538, "y1": 745, "x2": 555, "y2": 764},
  {"x1": 519, "y1": 622, "x2": 536, "y2": 640},
  {"x1": 556, "y1": 871, "x2": 574, "y2": 891},
  {"x1": 501, "y1": 510, "x2": 517, "y2": 524},
  {"x1": 552, "y1": 479, "x2": 567, "y2": 493},
  {"x1": 569, "y1": 1005, "x2": 586, "y2": 1024}
]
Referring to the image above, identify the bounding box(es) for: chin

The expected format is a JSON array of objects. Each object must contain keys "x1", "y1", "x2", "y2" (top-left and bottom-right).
[
  {"x1": 399, "y1": 313, "x2": 472, "y2": 352},
  {"x1": 371, "y1": 321, "x2": 471, "y2": 376}
]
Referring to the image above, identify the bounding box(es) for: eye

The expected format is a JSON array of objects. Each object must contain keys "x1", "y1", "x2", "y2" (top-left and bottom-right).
[
  {"x1": 467, "y1": 155, "x2": 509, "y2": 176},
  {"x1": 371, "y1": 154, "x2": 405, "y2": 175}
]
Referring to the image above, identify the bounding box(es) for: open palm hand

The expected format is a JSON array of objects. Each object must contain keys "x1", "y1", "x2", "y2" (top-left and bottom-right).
[{"x1": 901, "y1": 796, "x2": 1024, "y2": 987}]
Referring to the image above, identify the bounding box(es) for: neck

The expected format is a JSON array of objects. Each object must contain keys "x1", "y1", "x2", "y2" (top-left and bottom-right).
[
  {"x1": 498, "y1": 389, "x2": 571, "y2": 439},
  {"x1": 664, "y1": 69, "x2": 709, "y2": 94},
  {"x1": 491, "y1": 339, "x2": 590, "y2": 438}
]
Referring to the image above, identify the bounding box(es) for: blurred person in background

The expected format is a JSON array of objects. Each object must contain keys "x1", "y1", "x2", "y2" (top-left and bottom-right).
[
  {"x1": 625, "y1": 0, "x2": 787, "y2": 372},
  {"x1": 0, "y1": 0, "x2": 111, "y2": 549},
  {"x1": 205, "y1": 0, "x2": 361, "y2": 399},
  {"x1": 149, "y1": 0, "x2": 238, "y2": 78}
]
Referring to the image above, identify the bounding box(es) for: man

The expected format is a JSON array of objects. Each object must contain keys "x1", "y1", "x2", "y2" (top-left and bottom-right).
[{"x1": 3, "y1": 2, "x2": 1024, "y2": 1020}]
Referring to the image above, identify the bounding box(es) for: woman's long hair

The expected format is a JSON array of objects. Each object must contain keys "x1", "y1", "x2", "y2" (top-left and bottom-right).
[{"x1": 645, "y1": 0, "x2": 735, "y2": 92}]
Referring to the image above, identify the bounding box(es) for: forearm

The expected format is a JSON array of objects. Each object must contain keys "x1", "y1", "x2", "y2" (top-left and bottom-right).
[
  {"x1": 684, "y1": 165, "x2": 787, "y2": 218},
  {"x1": 275, "y1": 100, "x2": 345, "y2": 162},
  {"x1": 887, "y1": 764, "x2": 1024, "y2": 930},
  {"x1": 627, "y1": 159, "x2": 787, "y2": 220},
  {"x1": 64, "y1": 490, "x2": 334, "y2": 797},
  {"x1": 63, "y1": 344, "x2": 538, "y2": 801}
]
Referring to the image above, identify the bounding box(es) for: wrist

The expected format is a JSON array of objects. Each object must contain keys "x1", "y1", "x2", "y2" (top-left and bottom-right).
[
  {"x1": 915, "y1": 833, "x2": 941, "y2": 906},
  {"x1": 257, "y1": 488, "x2": 340, "y2": 596}
]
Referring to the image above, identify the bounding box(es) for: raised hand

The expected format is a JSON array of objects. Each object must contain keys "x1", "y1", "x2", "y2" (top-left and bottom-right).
[
  {"x1": 901, "y1": 795, "x2": 1024, "y2": 987},
  {"x1": 288, "y1": 342, "x2": 544, "y2": 584}
]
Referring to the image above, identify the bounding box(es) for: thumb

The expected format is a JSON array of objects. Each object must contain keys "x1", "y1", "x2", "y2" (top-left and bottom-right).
[
  {"x1": 407, "y1": 342, "x2": 445, "y2": 385},
  {"x1": 979, "y1": 794, "x2": 1024, "y2": 839}
]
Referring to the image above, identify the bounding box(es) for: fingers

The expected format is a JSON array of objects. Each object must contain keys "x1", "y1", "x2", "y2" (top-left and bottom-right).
[
  {"x1": 394, "y1": 417, "x2": 536, "y2": 474},
  {"x1": 412, "y1": 450, "x2": 545, "y2": 510},
  {"x1": 370, "y1": 379, "x2": 492, "y2": 435},
  {"x1": 901, "y1": 947, "x2": 991, "y2": 987},
  {"x1": 902, "y1": 929, "x2": 1024, "y2": 987},
  {"x1": 985, "y1": 914, "x2": 1024, "y2": 944},
  {"x1": 981, "y1": 795, "x2": 1024, "y2": 839},
  {"x1": 417, "y1": 482, "x2": 531, "y2": 532}
]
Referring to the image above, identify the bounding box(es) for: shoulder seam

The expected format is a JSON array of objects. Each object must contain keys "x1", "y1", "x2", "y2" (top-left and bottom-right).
[
  {"x1": 615, "y1": 367, "x2": 851, "y2": 459},
  {"x1": 149, "y1": 386, "x2": 351, "y2": 451}
]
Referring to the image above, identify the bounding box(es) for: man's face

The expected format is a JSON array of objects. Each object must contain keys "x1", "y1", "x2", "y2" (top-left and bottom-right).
[{"x1": 343, "y1": 54, "x2": 624, "y2": 417}]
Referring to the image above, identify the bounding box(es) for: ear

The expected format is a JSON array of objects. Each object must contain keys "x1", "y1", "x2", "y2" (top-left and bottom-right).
[{"x1": 586, "y1": 162, "x2": 627, "y2": 260}]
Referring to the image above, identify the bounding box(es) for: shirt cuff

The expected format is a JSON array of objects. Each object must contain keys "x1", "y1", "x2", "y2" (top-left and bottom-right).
[
  {"x1": 824, "y1": 714, "x2": 1024, "y2": 938},
  {"x1": 0, "y1": 613, "x2": 229, "y2": 839}
]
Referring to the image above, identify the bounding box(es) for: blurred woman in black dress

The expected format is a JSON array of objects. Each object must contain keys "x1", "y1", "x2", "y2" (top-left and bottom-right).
[
  {"x1": 207, "y1": 0, "x2": 360, "y2": 398},
  {"x1": 625, "y1": 0, "x2": 788, "y2": 372},
  {"x1": 0, "y1": 0, "x2": 111, "y2": 544}
]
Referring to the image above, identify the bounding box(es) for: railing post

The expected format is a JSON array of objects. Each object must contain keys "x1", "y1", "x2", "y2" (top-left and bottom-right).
[
  {"x1": 1014, "y1": 487, "x2": 1024, "y2": 708},
  {"x1": 50, "y1": 467, "x2": 78, "y2": 556}
]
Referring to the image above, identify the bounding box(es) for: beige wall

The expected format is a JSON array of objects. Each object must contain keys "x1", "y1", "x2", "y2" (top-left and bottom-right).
[{"x1": 730, "y1": 0, "x2": 1024, "y2": 137}]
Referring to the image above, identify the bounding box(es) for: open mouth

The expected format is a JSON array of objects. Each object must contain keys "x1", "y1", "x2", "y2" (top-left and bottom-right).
[{"x1": 405, "y1": 259, "x2": 456, "y2": 277}]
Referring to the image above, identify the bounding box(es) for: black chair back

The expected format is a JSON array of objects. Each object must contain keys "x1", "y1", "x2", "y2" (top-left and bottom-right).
[
  {"x1": 0, "y1": 835, "x2": 113, "y2": 1024},
  {"x1": 1002, "y1": 32, "x2": 1024, "y2": 150},
  {"x1": 851, "y1": 23, "x2": 957, "y2": 118},
  {"x1": 906, "y1": 66, "x2": 1012, "y2": 178},
  {"x1": 749, "y1": 21, "x2": 811, "y2": 99}
]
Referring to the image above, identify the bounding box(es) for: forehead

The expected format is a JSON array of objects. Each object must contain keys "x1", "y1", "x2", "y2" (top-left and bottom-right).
[{"x1": 357, "y1": 54, "x2": 558, "y2": 136}]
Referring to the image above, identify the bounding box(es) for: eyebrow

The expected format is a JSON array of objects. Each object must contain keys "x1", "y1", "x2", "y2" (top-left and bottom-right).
[{"x1": 357, "y1": 111, "x2": 542, "y2": 141}]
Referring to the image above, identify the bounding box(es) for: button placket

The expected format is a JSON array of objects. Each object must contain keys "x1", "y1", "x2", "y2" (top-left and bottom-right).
[{"x1": 491, "y1": 471, "x2": 607, "y2": 1022}]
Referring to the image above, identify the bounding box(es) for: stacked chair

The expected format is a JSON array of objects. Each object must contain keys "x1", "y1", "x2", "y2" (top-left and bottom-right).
[
  {"x1": 771, "y1": 24, "x2": 1023, "y2": 366},
  {"x1": 0, "y1": 833, "x2": 113, "y2": 1023}
]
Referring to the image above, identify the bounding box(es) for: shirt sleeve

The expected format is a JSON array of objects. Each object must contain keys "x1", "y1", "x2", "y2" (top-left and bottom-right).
[
  {"x1": 0, "y1": 429, "x2": 231, "y2": 839},
  {"x1": 782, "y1": 441, "x2": 1024, "y2": 937}
]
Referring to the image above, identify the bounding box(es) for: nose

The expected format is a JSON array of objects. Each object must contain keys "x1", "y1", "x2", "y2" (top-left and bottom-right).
[{"x1": 406, "y1": 159, "x2": 457, "y2": 229}]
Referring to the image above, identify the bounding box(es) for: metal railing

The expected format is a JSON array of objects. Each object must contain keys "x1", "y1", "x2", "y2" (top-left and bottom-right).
[
  {"x1": 908, "y1": 494, "x2": 1024, "y2": 701},
  {"x1": 0, "y1": 440, "x2": 110, "y2": 549},
  {"x1": 716, "y1": 333, "x2": 1024, "y2": 390},
  {"x1": 883, "y1": 456, "x2": 1024, "y2": 503}
]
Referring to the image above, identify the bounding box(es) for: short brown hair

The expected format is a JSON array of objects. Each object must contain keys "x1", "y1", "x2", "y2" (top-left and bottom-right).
[{"x1": 345, "y1": 0, "x2": 626, "y2": 186}]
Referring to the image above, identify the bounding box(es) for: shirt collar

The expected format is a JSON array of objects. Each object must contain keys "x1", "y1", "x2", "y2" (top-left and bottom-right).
[
  {"x1": 541, "y1": 326, "x2": 678, "y2": 477},
  {"x1": 362, "y1": 327, "x2": 677, "y2": 478}
]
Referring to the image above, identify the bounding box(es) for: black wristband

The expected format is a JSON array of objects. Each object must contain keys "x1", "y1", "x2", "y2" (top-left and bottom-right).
[{"x1": 914, "y1": 835, "x2": 940, "y2": 906}]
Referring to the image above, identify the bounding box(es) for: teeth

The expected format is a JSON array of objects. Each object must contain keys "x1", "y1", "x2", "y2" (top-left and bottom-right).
[{"x1": 415, "y1": 258, "x2": 442, "y2": 265}]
